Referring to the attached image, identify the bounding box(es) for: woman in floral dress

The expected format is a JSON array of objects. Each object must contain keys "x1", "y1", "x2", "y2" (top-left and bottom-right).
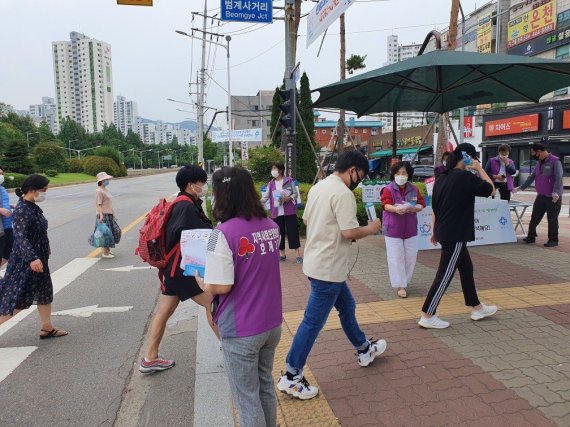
[{"x1": 0, "y1": 174, "x2": 67, "y2": 339}]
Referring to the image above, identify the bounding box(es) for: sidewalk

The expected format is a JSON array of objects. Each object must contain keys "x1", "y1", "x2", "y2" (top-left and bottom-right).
[{"x1": 272, "y1": 215, "x2": 570, "y2": 426}]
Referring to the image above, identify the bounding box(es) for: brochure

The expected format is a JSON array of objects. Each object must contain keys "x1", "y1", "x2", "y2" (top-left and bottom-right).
[{"x1": 180, "y1": 228, "x2": 212, "y2": 277}]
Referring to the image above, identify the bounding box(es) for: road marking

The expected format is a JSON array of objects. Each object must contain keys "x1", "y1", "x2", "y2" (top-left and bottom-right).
[
  {"x1": 102, "y1": 265, "x2": 156, "y2": 272},
  {"x1": 52, "y1": 305, "x2": 133, "y2": 318},
  {"x1": 87, "y1": 193, "x2": 177, "y2": 258},
  {"x1": 0, "y1": 347, "x2": 37, "y2": 383},
  {"x1": 0, "y1": 257, "x2": 99, "y2": 338}
]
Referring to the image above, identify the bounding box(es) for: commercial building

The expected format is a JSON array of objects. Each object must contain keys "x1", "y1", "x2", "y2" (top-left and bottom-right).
[
  {"x1": 52, "y1": 31, "x2": 114, "y2": 134},
  {"x1": 114, "y1": 96, "x2": 138, "y2": 136},
  {"x1": 314, "y1": 114, "x2": 383, "y2": 149},
  {"x1": 230, "y1": 90, "x2": 273, "y2": 147},
  {"x1": 29, "y1": 97, "x2": 57, "y2": 134}
]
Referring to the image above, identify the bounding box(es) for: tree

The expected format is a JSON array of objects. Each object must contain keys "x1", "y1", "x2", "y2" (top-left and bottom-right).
[
  {"x1": 101, "y1": 122, "x2": 124, "y2": 143},
  {"x1": 58, "y1": 117, "x2": 88, "y2": 149},
  {"x1": 32, "y1": 142, "x2": 68, "y2": 172},
  {"x1": 1, "y1": 112, "x2": 40, "y2": 148},
  {"x1": 248, "y1": 146, "x2": 283, "y2": 182},
  {"x1": 295, "y1": 72, "x2": 318, "y2": 183},
  {"x1": 3, "y1": 139, "x2": 34, "y2": 174},
  {"x1": 93, "y1": 146, "x2": 123, "y2": 170},
  {"x1": 203, "y1": 136, "x2": 218, "y2": 162},
  {"x1": 171, "y1": 135, "x2": 179, "y2": 145},
  {"x1": 346, "y1": 54, "x2": 367, "y2": 75},
  {"x1": 37, "y1": 121, "x2": 55, "y2": 143},
  {"x1": 269, "y1": 87, "x2": 283, "y2": 148},
  {"x1": 0, "y1": 122, "x2": 24, "y2": 152}
]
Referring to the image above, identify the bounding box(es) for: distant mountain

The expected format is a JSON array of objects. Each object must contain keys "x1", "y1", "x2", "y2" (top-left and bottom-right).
[{"x1": 140, "y1": 117, "x2": 198, "y2": 132}]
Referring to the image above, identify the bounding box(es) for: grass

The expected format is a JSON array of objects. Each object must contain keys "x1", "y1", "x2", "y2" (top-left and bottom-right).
[{"x1": 42, "y1": 173, "x2": 96, "y2": 186}]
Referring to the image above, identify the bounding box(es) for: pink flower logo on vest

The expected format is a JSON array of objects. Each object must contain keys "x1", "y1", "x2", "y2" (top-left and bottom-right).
[{"x1": 238, "y1": 237, "x2": 255, "y2": 257}]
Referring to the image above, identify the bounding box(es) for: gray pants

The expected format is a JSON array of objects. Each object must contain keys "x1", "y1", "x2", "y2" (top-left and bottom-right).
[{"x1": 221, "y1": 326, "x2": 281, "y2": 427}]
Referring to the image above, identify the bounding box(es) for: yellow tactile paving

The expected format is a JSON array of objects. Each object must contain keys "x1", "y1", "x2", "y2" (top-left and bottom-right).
[{"x1": 283, "y1": 283, "x2": 570, "y2": 334}]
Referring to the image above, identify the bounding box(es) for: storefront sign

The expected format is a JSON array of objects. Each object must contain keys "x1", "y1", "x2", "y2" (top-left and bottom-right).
[
  {"x1": 464, "y1": 116, "x2": 474, "y2": 138},
  {"x1": 417, "y1": 200, "x2": 516, "y2": 250},
  {"x1": 507, "y1": 0, "x2": 556, "y2": 48},
  {"x1": 508, "y1": 23, "x2": 570, "y2": 56},
  {"x1": 477, "y1": 14, "x2": 493, "y2": 53},
  {"x1": 563, "y1": 110, "x2": 570, "y2": 129},
  {"x1": 485, "y1": 113, "x2": 539, "y2": 137},
  {"x1": 558, "y1": 8, "x2": 570, "y2": 28}
]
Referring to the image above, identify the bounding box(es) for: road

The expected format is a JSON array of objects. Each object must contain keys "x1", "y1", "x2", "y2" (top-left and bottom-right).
[{"x1": 0, "y1": 172, "x2": 214, "y2": 426}]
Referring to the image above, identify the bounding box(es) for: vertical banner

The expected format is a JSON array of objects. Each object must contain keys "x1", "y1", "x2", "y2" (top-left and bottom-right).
[
  {"x1": 477, "y1": 13, "x2": 493, "y2": 53},
  {"x1": 463, "y1": 116, "x2": 474, "y2": 138},
  {"x1": 241, "y1": 141, "x2": 249, "y2": 161}
]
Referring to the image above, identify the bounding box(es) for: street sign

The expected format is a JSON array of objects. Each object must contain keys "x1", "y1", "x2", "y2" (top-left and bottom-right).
[
  {"x1": 211, "y1": 128, "x2": 262, "y2": 142},
  {"x1": 163, "y1": 155, "x2": 173, "y2": 160},
  {"x1": 306, "y1": 0, "x2": 354, "y2": 47},
  {"x1": 117, "y1": 0, "x2": 153, "y2": 6},
  {"x1": 221, "y1": 0, "x2": 272, "y2": 23}
]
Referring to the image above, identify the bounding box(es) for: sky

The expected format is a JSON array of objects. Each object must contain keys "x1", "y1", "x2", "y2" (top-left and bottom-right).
[{"x1": 0, "y1": 0, "x2": 480, "y2": 129}]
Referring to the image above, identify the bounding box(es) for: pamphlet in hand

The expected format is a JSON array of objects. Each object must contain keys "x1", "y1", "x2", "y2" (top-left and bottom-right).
[{"x1": 180, "y1": 229, "x2": 212, "y2": 277}]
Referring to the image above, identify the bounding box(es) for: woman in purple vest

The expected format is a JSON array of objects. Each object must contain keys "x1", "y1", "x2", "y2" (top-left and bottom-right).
[
  {"x1": 434, "y1": 151, "x2": 450, "y2": 179},
  {"x1": 260, "y1": 162, "x2": 302, "y2": 263},
  {"x1": 196, "y1": 167, "x2": 282, "y2": 427},
  {"x1": 484, "y1": 144, "x2": 517, "y2": 201},
  {"x1": 381, "y1": 161, "x2": 425, "y2": 298}
]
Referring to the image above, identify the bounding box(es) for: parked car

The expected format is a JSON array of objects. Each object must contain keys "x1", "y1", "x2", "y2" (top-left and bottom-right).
[{"x1": 412, "y1": 165, "x2": 435, "y2": 182}]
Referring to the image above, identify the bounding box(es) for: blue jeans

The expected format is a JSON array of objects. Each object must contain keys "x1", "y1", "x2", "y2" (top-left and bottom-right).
[{"x1": 286, "y1": 279, "x2": 367, "y2": 375}]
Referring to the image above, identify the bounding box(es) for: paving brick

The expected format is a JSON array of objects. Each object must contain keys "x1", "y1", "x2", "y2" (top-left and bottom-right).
[{"x1": 540, "y1": 402, "x2": 570, "y2": 419}]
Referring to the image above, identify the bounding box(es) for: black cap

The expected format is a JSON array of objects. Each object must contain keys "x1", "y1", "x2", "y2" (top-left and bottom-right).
[{"x1": 531, "y1": 142, "x2": 547, "y2": 151}]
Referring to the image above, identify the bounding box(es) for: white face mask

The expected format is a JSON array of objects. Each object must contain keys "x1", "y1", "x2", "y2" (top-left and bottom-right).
[
  {"x1": 442, "y1": 160, "x2": 447, "y2": 167},
  {"x1": 271, "y1": 169, "x2": 279, "y2": 178},
  {"x1": 0, "y1": 175, "x2": 4, "y2": 185},
  {"x1": 193, "y1": 182, "x2": 208, "y2": 198},
  {"x1": 34, "y1": 192, "x2": 46, "y2": 203},
  {"x1": 395, "y1": 175, "x2": 408, "y2": 186}
]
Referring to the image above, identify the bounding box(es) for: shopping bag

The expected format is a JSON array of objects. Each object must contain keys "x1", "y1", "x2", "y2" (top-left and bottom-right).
[{"x1": 88, "y1": 221, "x2": 115, "y2": 248}]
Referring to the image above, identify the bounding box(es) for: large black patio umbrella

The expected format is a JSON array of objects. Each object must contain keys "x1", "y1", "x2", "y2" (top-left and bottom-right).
[{"x1": 313, "y1": 49, "x2": 570, "y2": 115}]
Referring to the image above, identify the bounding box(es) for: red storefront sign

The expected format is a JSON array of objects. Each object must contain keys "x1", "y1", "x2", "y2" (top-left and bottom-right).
[
  {"x1": 464, "y1": 116, "x2": 474, "y2": 138},
  {"x1": 485, "y1": 114, "x2": 539, "y2": 137},
  {"x1": 563, "y1": 110, "x2": 570, "y2": 129}
]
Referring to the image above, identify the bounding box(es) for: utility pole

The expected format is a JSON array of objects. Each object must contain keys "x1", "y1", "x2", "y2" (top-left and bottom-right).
[
  {"x1": 284, "y1": 0, "x2": 297, "y2": 178},
  {"x1": 196, "y1": 0, "x2": 208, "y2": 165}
]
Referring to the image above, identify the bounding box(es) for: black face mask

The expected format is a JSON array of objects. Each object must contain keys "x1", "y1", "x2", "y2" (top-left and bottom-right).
[{"x1": 349, "y1": 169, "x2": 362, "y2": 191}]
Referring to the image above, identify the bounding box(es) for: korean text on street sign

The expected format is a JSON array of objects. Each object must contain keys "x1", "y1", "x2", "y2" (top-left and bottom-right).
[
  {"x1": 484, "y1": 114, "x2": 539, "y2": 137},
  {"x1": 211, "y1": 128, "x2": 263, "y2": 142},
  {"x1": 116, "y1": 0, "x2": 153, "y2": 6},
  {"x1": 241, "y1": 141, "x2": 249, "y2": 161},
  {"x1": 507, "y1": 0, "x2": 556, "y2": 48},
  {"x1": 477, "y1": 13, "x2": 493, "y2": 53},
  {"x1": 221, "y1": 0, "x2": 272, "y2": 23},
  {"x1": 306, "y1": 0, "x2": 354, "y2": 48}
]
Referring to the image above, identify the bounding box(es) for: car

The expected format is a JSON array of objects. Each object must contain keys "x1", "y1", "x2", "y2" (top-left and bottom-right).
[{"x1": 412, "y1": 165, "x2": 435, "y2": 182}]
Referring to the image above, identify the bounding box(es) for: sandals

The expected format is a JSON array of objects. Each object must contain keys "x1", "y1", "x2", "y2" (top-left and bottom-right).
[
  {"x1": 397, "y1": 288, "x2": 408, "y2": 298},
  {"x1": 40, "y1": 328, "x2": 68, "y2": 339},
  {"x1": 279, "y1": 255, "x2": 287, "y2": 262}
]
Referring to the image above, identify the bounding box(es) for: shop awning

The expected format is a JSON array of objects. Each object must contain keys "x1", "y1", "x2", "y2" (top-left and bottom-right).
[{"x1": 370, "y1": 146, "x2": 430, "y2": 159}]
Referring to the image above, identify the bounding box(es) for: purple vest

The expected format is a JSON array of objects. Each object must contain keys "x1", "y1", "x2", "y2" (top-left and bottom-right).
[
  {"x1": 489, "y1": 156, "x2": 515, "y2": 191},
  {"x1": 267, "y1": 177, "x2": 297, "y2": 219},
  {"x1": 214, "y1": 217, "x2": 283, "y2": 338},
  {"x1": 535, "y1": 154, "x2": 559, "y2": 196},
  {"x1": 382, "y1": 182, "x2": 419, "y2": 239}
]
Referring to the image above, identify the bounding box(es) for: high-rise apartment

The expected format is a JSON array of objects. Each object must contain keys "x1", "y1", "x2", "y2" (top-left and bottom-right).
[
  {"x1": 386, "y1": 35, "x2": 421, "y2": 65},
  {"x1": 52, "y1": 31, "x2": 114, "y2": 133},
  {"x1": 29, "y1": 96, "x2": 57, "y2": 134},
  {"x1": 114, "y1": 95, "x2": 138, "y2": 135}
]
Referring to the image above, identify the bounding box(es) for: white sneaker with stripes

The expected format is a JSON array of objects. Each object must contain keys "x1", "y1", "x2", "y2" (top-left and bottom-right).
[
  {"x1": 471, "y1": 304, "x2": 497, "y2": 321},
  {"x1": 418, "y1": 315, "x2": 450, "y2": 329}
]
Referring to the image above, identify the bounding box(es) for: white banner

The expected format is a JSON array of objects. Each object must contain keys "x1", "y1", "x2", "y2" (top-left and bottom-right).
[
  {"x1": 306, "y1": 0, "x2": 354, "y2": 47},
  {"x1": 241, "y1": 141, "x2": 249, "y2": 161},
  {"x1": 417, "y1": 200, "x2": 516, "y2": 250},
  {"x1": 211, "y1": 128, "x2": 262, "y2": 143}
]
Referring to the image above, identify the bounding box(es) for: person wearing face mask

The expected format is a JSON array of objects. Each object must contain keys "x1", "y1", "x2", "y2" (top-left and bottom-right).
[
  {"x1": 513, "y1": 142, "x2": 563, "y2": 247},
  {"x1": 484, "y1": 144, "x2": 517, "y2": 201},
  {"x1": 434, "y1": 152, "x2": 450, "y2": 179},
  {"x1": 418, "y1": 143, "x2": 497, "y2": 329},
  {"x1": 139, "y1": 165, "x2": 217, "y2": 374},
  {"x1": 381, "y1": 161, "x2": 425, "y2": 298},
  {"x1": 277, "y1": 150, "x2": 386, "y2": 400},
  {"x1": 94, "y1": 172, "x2": 121, "y2": 259},
  {"x1": 260, "y1": 162, "x2": 302, "y2": 263},
  {"x1": 0, "y1": 166, "x2": 16, "y2": 265},
  {"x1": 0, "y1": 175, "x2": 68, "y2": 338}
]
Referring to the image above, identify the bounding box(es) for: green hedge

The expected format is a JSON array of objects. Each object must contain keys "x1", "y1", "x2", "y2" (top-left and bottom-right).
[
  {"x1": 3, "y1": 172, "x2": 27, "y2": 189},
  {"x1": 82, "y1": 156, "x2": 120, "y2": 177},
  {"x1": 68, "y1": 158, "x2": 83, "y2": 173}
]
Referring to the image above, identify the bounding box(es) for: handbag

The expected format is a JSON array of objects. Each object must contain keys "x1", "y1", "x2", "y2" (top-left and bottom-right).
[{"x1": 88, "y1": 221, "x2": 114, "y2": 248}]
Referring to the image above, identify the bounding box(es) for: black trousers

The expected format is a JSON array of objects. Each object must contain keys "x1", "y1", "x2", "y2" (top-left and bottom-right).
[
  {"x1": 527, "y1": 195, "x2": 562, "y2": 242},
  {"x1": 422, "y1": 242, "x2": 481, "y2": 315},
  {"x1": 494, "y1": 182, "x2": 511, "y2": 201},
  {"x1": 274, "y1": 214, "x2": 301, "y2": 250}
]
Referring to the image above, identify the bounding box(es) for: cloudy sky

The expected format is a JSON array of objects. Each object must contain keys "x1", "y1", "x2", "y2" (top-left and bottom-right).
[{"x1": 0, "y1": 0, "x2": 479, "y2": 127}]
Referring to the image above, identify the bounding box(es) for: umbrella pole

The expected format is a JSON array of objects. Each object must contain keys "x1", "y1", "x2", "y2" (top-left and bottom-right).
[
  {"x1": 391, "y1": 110, "x2": 398, "y2": 159},
  {"x1": 410, "y1": 119, "x2": 437, "y2": 164},
  {"x1": 445, "y1": 114, "x2": 461, "y2": 146}
]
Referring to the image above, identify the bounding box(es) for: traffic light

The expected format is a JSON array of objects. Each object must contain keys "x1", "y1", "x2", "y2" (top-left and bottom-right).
[{"x1": 278, "y1": 88, "x2": 296, "y2": 133}]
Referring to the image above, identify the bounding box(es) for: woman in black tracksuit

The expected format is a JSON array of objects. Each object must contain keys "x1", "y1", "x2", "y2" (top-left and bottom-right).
[{"x1": 418, "y1": 143, "x2": 498, "y2": 329}]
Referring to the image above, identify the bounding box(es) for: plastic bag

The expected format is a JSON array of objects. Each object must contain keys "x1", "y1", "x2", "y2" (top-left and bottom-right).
[{"x1": 88, "y1": 221, "x2": 114, "y2": 248}]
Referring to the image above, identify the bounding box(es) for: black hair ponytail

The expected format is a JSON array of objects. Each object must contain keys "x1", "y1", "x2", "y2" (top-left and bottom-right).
[{"x1": 16, "y1": 174, "x2": 50, "y2": 198}]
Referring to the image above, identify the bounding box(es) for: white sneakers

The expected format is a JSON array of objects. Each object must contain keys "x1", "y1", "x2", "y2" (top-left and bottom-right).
[
  {"x1": 418, "y1": 315, "x2": 450, "y2": 329},
  {"x1": 419, "y1": 304, "x2": 498, "y2": 329},
  {"x1": 357, "y1": 339, "x2": 387, "y2": 367},
  {"x1": 277, "y1": 373, "x2": 319, "y2": 400},
  {"x1": 470, "y1": 303, "x2": 498, "y2": 321}
]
